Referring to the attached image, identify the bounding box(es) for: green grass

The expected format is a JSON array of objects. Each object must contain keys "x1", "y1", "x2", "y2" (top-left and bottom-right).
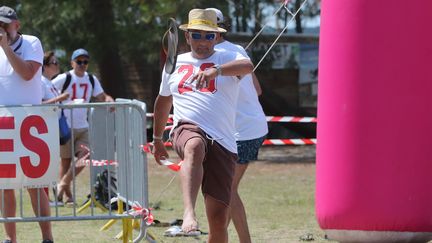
[{"x1": 0, "y1": 146, "x2": 331, "y2": 242}]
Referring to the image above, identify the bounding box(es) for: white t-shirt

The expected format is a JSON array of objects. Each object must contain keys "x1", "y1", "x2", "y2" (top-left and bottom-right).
[
  {"x1": 41, "y1": 76, "x2": 58, "y2": 101},
  {"x1": 215, "y1": 41, "x2": 268, "y2": 141},
  {"x1": 159, "y1": 50, "x2": 246, "y2": 153},
  {"x1": 0, "y1": 34, "x2": 43, "y2": 105},
  {"x1": 52, "y1": 71, "x2": 104, "y2": 128}
]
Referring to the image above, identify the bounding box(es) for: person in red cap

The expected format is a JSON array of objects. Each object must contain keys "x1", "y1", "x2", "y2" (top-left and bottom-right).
[
  {"x1": 152, "y1": 8, "x2": 254, "y2": 243},
  {"x1": 0, "y1": 5, "x2": 53, "y2": 243}
]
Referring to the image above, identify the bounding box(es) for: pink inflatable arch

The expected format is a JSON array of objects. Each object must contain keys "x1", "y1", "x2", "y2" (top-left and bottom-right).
[{"x1": 316, "y1": 0, "x2": 432, "y2": 242}]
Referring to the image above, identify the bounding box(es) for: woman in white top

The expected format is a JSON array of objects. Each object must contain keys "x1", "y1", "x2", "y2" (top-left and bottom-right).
[{"x1": 41, "y1": 51, "x2": 69, "y2": 104}]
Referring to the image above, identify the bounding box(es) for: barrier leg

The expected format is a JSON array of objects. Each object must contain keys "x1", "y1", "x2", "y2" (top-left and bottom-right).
[
  {"x1": 100, "y1": 219, "x2": 117, "y2": 231},
  {"x1": 133, "y1": 219, "x2": 140, "y2": 230},
  {"x1": 122, "y1": 218, "x2": 129, "y2": 243},
  {"x1": 77, "y1": 195, "x2": 108, "y2": 213}
]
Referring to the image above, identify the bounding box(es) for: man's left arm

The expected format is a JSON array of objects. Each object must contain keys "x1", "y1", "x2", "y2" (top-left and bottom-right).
[
  {"x1": 94, "y1": 92, "x2": 114, "y2": 102},
  {"x1": 92, "y1": 75, "x2": 114, "y2": 102},
  {"x1": 195, "y1": 59, "x2": 254, "y2": 89},
  {"x1": 216, "y1": 58, "x2": 254, "y2": 78}
]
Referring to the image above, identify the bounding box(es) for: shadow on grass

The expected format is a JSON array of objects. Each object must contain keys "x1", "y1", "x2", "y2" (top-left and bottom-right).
[{"x1": 258, "y1": 145, "x2": 316, "y2": 163}]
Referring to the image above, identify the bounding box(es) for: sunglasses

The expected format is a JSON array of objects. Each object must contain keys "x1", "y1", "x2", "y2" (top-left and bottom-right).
[
  {"x1": 0, "y1": 22, "x2": 8, "y2": 29},
  {"x1": 189, "y1": 32, "x2": 216, "y2": 41},
  {"x1": 75, "y1": 60, "x2": 89, "y2": 66},
  {"x1": 48, "y1": 60, "x2": 58, "y2": 66}
]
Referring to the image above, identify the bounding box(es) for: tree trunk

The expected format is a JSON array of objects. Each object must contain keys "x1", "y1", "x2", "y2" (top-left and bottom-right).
[
  {"x1": 295, "y1": 0, "x2": 303, "y2": 33},
  {"x1": 253, "y1": 0, "x2": 261, "y2": 33},
  {"x1": 241, "y1": 0, "x2": 248, "y2": 32},
  {"x1": 85, "y1": 0, "x2": 126, "y2": 98}
]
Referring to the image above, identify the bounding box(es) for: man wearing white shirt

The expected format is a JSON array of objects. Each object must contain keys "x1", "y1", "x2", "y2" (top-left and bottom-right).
[
  {"x1": 208, "y1": 8, "x2": 268, "y2": 243},
  {"x1": 152, "y1": 9, "x2": 254, "y2": 243},
  {"x1": 52, "y1": 48, "x2": 113, "y2": 206},
  {"x1": 0, "y1": 6, "x2": 53, "y2": 243}
]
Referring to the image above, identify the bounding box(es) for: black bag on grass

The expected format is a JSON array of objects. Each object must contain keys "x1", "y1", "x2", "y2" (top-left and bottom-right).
[{"x1": 92, "y1": 169, "x2": 118, "y2": 209}]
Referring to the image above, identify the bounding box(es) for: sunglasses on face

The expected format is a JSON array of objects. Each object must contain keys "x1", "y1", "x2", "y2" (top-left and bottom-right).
[
  {"x1": 75, "y1": 60, "x2": 89, "y2": 66},
  {"x1": 189, "y1": 32, "x2": 216, "y2": 41},
  {"x1": 0, "y1": 22, "x2": 8, "y2": 29},
  {"x1": 48, "y1": 60, "x2": 58, "y2": 66}
]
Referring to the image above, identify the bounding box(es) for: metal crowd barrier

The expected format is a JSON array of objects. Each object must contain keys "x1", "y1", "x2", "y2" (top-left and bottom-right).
[{"x1": 0, "y1": 99, "x2": 150, "y2": 242}]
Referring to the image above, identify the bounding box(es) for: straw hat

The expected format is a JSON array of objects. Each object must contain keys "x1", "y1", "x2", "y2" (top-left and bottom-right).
[{"x1": 179, "y1": 9, "x2": 226, "y2": 33}]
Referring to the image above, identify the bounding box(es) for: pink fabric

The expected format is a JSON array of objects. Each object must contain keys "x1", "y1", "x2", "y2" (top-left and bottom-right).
[{"x1": 316, "y1": 0, "x2": 432, "y2": 232}]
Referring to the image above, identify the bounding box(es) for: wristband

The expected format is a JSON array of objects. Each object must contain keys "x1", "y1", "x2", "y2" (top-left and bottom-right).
[
  {"x1": 212, "y1": 64, "x2": 222, "y2": 76},
  {"x1": 152, "y1": 135, "x2": 163, "y2": 141}
]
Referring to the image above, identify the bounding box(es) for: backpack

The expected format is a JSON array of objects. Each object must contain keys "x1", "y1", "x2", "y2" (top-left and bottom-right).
[
  {"x1": 91, "y1": 169, "x2": 119, "y2": 209},
  {"x1": 61, "y1": 71, "x2": 95, "y2": 94}
]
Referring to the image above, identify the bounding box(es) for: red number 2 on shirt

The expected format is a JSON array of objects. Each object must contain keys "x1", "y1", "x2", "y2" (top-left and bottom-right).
[
  {"x1": 178, "y1": 63, "x2": 217, "y2": 94},
  {"x1": 71, "y1": 83, "x2": 89, "y2": 100}
]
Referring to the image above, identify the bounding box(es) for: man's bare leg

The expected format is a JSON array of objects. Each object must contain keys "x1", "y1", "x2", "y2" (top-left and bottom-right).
[
  {"x1": 0, "y1": 189, "x2": 17, "y2": 243},
  {"x1": 205, "y1": 195, "x2": 230, "y2": 243},
  {"x1": 28, "y1": 188, "x2": 53, "y2": 241},
  {"x1": 59, "y1": 158, "x2": 71, "y2": 180},
  {"x1": 58, "y1": 152, "x2": 87, "y2": 203},
  {"x1": 229, "y1": 163, "x2": 251, "y2": 243},
  {"x1": 180, "y1": 137, "x2": 205, "y2": 233},
  {"x1": 57, "y1": 158, "x2": 71, "y2": 201}
]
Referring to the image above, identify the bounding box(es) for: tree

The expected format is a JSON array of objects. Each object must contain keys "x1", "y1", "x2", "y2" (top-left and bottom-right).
[
  {"x1": 10, "y1": 0, "x2": 126, "y2": 97},
  {"x1": 8, "y1": 0, "x2": 231, "y2": 99},
  {"x1": 226, "y1": 0, "x2": 320, "y2": 34},
  {"x1": 3, "y1": 0, "x2": 319, "y2": 100},
  {"x1": 281, "y1": 0, "x2": 321, "y2": 33}
]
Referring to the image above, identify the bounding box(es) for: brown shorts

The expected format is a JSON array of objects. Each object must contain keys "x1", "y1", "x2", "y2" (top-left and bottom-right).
[
  {"x1": 171, "y1": 122, "x2": 237, "y2": 206},
  {"x1": 60, "y1": 128, "x2": 89, "y2": 159}
]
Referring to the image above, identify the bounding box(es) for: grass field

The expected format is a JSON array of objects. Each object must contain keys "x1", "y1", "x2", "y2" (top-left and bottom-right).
[{"x1": 0, "y1": 146, "x2": 332, "y2": 242}]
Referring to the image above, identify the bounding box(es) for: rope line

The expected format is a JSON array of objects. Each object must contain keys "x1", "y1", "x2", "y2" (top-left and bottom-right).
[{"x1": 253, "y1": 0, "x2": 309, "y2": 72}]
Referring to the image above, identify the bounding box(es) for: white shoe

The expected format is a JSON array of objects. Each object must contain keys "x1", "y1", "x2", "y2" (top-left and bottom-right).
[{"x1": 49, "y1": 200, "x2": 64, "y2": 207}]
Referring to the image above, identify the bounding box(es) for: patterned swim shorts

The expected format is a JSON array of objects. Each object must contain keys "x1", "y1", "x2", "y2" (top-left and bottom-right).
[{"x1": 236, "y1": 136, "x2": 266, "y2": 164}]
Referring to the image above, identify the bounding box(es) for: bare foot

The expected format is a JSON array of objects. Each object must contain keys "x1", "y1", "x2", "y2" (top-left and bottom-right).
[
  {"x1": 57, "y1": 183, "x2": 73, "y2": 203},
  {"x1": 182, "y1": 214, "x2": 199, "y2": 233}
]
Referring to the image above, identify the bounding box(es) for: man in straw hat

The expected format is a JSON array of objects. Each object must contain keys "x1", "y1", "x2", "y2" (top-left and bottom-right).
[{"x1": 152, "y1": 8, "x2": 254, "y2": 242}]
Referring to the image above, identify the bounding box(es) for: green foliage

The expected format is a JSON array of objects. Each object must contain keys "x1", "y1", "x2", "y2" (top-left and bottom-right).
[{"x1": 10, "y1": 0, "x2": 229, "y2": 64}]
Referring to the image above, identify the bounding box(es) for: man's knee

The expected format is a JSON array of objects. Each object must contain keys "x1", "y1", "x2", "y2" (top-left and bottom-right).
[
  {"x1": 184, "y1": 137, "x2": 206, "y2": 158},
  {"x1": 209, "y1": 212, "x2": 229, "y2": 228},
  {"x1": 206, "y1": 196, "x2": 230, "y2": 226}
]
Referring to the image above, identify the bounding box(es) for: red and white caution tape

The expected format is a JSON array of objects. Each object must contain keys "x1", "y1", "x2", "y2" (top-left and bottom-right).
[
  {"x1": 144, "y1": 139, "x2": 315, "y2": 147},
  {"x1": 160, "y1": 159, "x2": 182, "y2": 172},
  {"x1": 81, "y1": 159, "x2": 118, "y2": 166},
  {"x1": 77, "y1": 145, "x2": 118, "y2": 166},
  {"x1": 266, "y1": 116, "x2": 317, "y2": 123},
  {"x1": 128, "y1": 201, "x2": 154, "y2": 226},
  {"x1": 111, "y1": 196, "x2": 154, "y2": 226},
  {"x1": 146, "y1": 113, "x2": 317, "y2": 123},
  {"x1": 140, "y1": 143, "x2": 183, "y2": 172},
  {"x1": 263, "y1": 138, "x2": 316, "y2": 145},
  {"x1": 130, "y1": 205, "x2": 154, "y2": 226}
]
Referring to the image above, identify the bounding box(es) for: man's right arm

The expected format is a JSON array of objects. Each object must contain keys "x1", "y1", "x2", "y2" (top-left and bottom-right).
[
  {"x1": 0, "y1": 32, "x2": 42, "y2": 81},
  {"x1": 152, "y1": 95, "x2": 173, "y2": 164}
]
